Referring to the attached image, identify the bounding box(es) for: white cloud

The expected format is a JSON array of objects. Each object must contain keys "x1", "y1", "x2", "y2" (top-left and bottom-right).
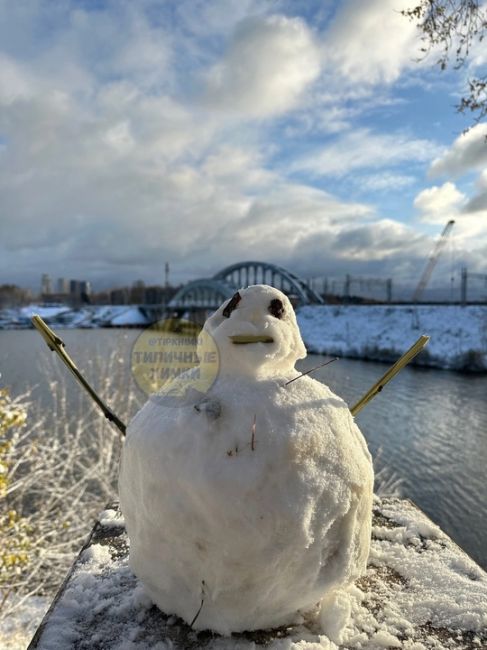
[
  {"x1": 429, "y1": 123, "x2": 487, "y2": 178},
  {"x1": 202, "y1": 145, "x2": 275, "y2": 189},
  {"x1": 0, "y1": 53, "x2": 39, "y2": 104},
  {"x1": 204, "y1": 15, "x2": 321, "y2": 117},
  {"x1": 196, "y1": 184, "x2": 431, "y2": 280},
  {"x1": 414, "y1": 181, "x2": 487, "y2": 251},
  {"x1": 0, "y1": 0, "x2": 486, "y2": 290},
  {"x1": 291, "y1": 129, "x2": 439, "y2": 177},
  {"x1": 465, "y1": 169, "x2": 487, "y2": 212},
  {"x1": 288, "y1": 217, "x2": 429, "y2": 282},
  {"x1": 332, "y1": 218, "x2": 425, "y2": 260},
  {"x1": 414, "y1": 182, "x2": 466, "y2": 224},
  {"x1": 103, "y1": 121, "x2": 135, "y2": 155},
  {"x1": 357, "y1": 172, "x2": 416, "y2": 192},
  {"x1": 322, "y1": 0, "x2": 422, "y2": 86}
]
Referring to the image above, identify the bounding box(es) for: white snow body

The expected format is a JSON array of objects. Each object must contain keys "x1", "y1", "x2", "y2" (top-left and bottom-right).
[{"x1": 119, "y1": 285, "x2": 373, "y2": 635}]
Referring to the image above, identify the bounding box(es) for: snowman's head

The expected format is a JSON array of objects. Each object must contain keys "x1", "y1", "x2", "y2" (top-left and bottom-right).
[{"x1": 201, "y1": 284, "x2": 307, "y2": 379}]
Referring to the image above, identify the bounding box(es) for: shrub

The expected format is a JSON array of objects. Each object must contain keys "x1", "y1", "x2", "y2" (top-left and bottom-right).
[{"x1": 0, "y1": 350, "x2": 142, "y2": 621}]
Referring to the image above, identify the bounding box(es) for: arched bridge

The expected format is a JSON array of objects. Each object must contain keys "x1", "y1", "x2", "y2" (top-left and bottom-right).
[{"x1": 169, "y1": 261, "x2": 323, "y2": 310}]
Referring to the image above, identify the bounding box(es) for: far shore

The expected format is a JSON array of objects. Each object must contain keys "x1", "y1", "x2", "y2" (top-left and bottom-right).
[{"x1": 1, "y1": 302, "x2": 486, "y2": 372}]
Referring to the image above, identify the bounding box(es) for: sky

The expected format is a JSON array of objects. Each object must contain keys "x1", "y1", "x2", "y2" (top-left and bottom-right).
[{"x1": 0, "y1": 0, "x2": 486, "y2": 297}]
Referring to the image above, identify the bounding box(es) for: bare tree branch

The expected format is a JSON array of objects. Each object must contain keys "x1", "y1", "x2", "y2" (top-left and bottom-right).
[
  {"x1": 1, "y1": 350, "x2": 143, "y2": 622},
  {"x1": 402, "y1": 1, "x2": 487, "y2": 129}
]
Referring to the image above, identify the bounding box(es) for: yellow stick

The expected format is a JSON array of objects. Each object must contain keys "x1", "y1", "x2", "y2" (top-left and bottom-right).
[
  {"x1": 31, "y1": 315, "x2": 126, "y2": 436},
  {"x1": 350, "y1": 335, "x2": 430, "y2": 417}
]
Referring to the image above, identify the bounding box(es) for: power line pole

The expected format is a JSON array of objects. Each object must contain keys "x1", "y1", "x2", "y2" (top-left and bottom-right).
[{"x1": 165, "y1": 262, "x2": 170, "y2": 288}]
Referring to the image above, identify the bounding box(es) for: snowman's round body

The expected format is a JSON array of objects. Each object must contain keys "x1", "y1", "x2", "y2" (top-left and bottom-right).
[{"x1": 119, "y1": 285, "x2": 373, "y2": 635}]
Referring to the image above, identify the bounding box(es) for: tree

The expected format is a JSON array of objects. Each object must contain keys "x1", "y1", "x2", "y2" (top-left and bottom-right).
[
  {"x1": 403, "y1": 1, "x2": 487, "y2": 128},
  {"x1": 0, "y1": 390, "x2": 31, "y2": 612}
]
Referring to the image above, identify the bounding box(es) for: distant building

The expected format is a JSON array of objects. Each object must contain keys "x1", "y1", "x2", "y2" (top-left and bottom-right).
[
  {"x1": 68, "y1": 279, "x2": 92, "y2": 305},
  {"x1": 80, "y1": 281, "x2": 91, "y2": 296},
  {"x1": 57, "y1": 277, "x2": 69, "y2": 294},
  {"x1": 144, "y1": 285, "x2": 177, "y2": 304},
  {"x1": 41, "y1": 273, "x2": 52, "y2": 295},
  {"x1": 110, "y1": 288, "x2": 130, "y2": 305},
  {"x1": 130, "y1": 280, "x2": 146, "y2": 304},
  {"x1": 69, "y1": 279, "x2": 80, "y2": 296},
  {"x1": 0, "y1": 284, "x2": 32, "y2": 307}
]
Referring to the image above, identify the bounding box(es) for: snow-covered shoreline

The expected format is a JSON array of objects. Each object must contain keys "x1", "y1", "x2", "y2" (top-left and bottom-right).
[
  {"x1": 2, "y1": 303, "x2": 486, "y2": 371},
  {"x1": 297, "y1": 304, "x2": 487, "y2": 372}
]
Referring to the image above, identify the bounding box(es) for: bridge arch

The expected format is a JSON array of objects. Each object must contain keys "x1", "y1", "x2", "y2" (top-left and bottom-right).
[
  {"x1": 168, "y1": 279, "x2": 236, "y2": 310},
  {"x1": 213, "y1": 260, "x2": 323, "y2": 305}
]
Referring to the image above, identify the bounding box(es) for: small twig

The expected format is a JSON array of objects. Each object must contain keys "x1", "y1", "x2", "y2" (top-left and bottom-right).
[
  {"x1": 285, "y1": 357, "x2": 339, "y2": 385},
  {"x1": 227, "y1": 415, "x2": 257, "y2": 456},
  {"x1": 0, "y1": 588, "x2": 12, "y2": 615},
  {"x1": 190, "y1": 580, "x2": 206, "y2": 628}
]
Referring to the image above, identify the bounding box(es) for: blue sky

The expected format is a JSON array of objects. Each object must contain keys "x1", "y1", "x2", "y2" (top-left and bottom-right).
[{"x1": 0, "y1": 0, "x2": 486, "y2": 295}]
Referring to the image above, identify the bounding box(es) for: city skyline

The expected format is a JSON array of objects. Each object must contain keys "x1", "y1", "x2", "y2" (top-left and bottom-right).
[{"x1": 1, "y1": 0, "x2": 486, "y2": 291}]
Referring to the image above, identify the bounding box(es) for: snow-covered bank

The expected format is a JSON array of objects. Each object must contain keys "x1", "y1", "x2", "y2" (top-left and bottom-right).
[
  {"x1": 297, "y1": 305, "x2": 487, "y2": 372},
  {"x1": 0, "y1": 596, "x2": 48, "y2": 650},
  {"x1": 2, "y1": 302, "x2": 487, "y2": 371},
  {"x1": 0, "y1": 304, "x2": 151, "y2": 329}
]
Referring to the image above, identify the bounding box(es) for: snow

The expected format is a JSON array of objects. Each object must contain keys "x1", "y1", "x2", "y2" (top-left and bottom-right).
[
  {"x1": 31, "y1": 497, "x2": 487, "y2": 649},
  {"x1": 297, "y1": 305, "x2": 487, "y2": 371},
  {"x1": 119, "y1": 285, "x2": 374, "y2": 635},
  {"x1": 37, "y1": 537, "x2": 132, "y2": 650},
  {"x1": 19, "y1": 304, "x2": 71, "y2": 320},
  {"x1": 110, "y1": 307, "x2": 149, "y2": 327},
  {"x1": 98, "y1": 507, "x2": 126, "y2": 528},
  {"x1": 0, "y1": 596, "x2": 49, "y2": 650},
  {"x1": 2, "y1": 302, "x2": 486, "y2": 371},
  {"x1": 90, "y1": 304, "x2": 130, "y2": 324},
  {"x1": 0, "y1": 303, "x2": 152, "y2": 329}
]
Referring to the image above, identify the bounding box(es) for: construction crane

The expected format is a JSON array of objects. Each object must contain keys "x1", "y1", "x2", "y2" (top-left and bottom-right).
[{"x1": 412, "y1": 220, "x2": 455, "y2": 303}]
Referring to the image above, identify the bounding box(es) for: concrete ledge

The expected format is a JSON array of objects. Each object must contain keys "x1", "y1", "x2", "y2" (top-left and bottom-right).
[{"x1": 28, "y1": 497, "x2": 487, "y2": 649}]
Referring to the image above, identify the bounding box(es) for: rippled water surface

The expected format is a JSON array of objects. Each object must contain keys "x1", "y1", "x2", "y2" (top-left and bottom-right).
[
  {"x1": 1, "y1": 329, "x2": 486, "y2": 569},
  {"x1": 300, "y1": 353, "x2": 487, "y2": 570}
]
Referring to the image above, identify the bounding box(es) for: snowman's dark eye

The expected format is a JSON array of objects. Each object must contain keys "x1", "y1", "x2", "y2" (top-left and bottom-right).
[
  {"x1": 269, "y1": 298, "x2": 284, "y2": 319},
  {"x1": 223, "y1": 291, "x2": 241, "y2": 318}
]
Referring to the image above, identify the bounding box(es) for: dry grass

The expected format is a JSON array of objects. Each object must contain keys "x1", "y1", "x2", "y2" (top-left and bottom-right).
[{"x1": 0, "y1": 349, "x2": 143, "y2": 623}]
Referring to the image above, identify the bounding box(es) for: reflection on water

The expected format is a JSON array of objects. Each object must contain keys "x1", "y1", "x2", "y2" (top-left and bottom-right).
[{"x1": 1, "y1": 329, "x2": 486, "y2": 569}]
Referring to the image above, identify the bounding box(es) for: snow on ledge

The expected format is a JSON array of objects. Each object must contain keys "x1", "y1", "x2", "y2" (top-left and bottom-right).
[{"x1": 27, "y1": 497, "x2": 487, "y2": 650}]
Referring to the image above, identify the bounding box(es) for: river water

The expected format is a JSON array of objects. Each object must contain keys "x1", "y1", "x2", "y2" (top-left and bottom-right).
[{"x1": 1, "y1": 328, "x2": 486, "y2": 570}]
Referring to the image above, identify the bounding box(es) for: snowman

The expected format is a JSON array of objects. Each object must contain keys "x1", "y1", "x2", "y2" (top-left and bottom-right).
[{"x1": 119, "y1": 284, "x2": 373, "y2": 635}]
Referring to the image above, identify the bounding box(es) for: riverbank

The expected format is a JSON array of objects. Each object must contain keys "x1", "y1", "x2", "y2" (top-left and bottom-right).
[
  {"x1": 2, "y1": 303, "x2": 487, "y2": 371},
  {"x1": 297, "y1": 304, "x2": 487, "y2": 371}
]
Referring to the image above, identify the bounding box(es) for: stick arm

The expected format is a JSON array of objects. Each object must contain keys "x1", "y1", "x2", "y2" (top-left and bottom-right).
[
  {"x1": 350, "y1": 335, "x2": 430, "y2": 416},
  {"x1": 32, "y1": 315, "x2": 126, "y2": 436}
]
